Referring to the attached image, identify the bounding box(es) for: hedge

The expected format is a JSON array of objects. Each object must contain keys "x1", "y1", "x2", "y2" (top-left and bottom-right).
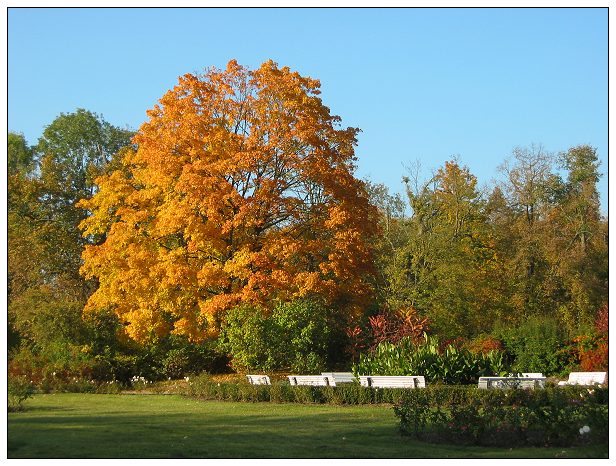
[
  {"x1": 183, "y1": 374, "x2": 416, "y2": 404},
  {"x1": 393, "y1": 385, "x2": 608, "y2": 447},
  {"x1": 182, "y1": 374, "x2": 607, "y2": 408}
]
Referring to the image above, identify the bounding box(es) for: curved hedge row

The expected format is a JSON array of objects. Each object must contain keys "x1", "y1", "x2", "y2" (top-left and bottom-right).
[
  {"x1": 393, "y1": 385, "x2": 608, "y2": 447},
  {"x1": 183, "y1": 375, "x2": 411, "y2": 404},
  {"x1": 182, "y1": 373, "x2": 607, "y2": 404}
]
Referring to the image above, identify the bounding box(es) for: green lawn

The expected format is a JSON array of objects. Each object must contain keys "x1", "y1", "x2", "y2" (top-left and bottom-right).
[{"x1": 7, "y1": 393, "x2": 608, "y2": 458}]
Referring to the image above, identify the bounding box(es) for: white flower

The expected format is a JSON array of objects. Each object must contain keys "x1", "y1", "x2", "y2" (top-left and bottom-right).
[{"x1": 579, "y1": 425, "x2": 591, "y2": 435}]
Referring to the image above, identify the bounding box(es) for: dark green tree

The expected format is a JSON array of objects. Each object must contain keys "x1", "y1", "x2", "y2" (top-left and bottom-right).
[
  {"x1": 547, "y1": 145, "x2": 607, "y2": 332},
  {"x1": 8, "y1": 132, "x2": 34, "y2": 175},
  {"x1": 392, "y1": 161, "x2": 498, "y2": 339},
  {"x1": 8, "y1": 110, "x2": 134, "y2": 366},
  {"x1": 363, "y1": 180, "x2": 409, "y2": 307}
]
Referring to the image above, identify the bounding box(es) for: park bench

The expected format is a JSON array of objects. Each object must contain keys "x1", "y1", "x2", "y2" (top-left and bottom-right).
[
  {"x1": 246, "y1": 374, "x2": 271, "y2": 385},
  {"x1": 557, "y1": 372, "x2": 607, "y2": 386},
  {"x1": 521, "y1": 373, "x2": 544, "y2": 378},
  {"x1": 287, "y1": 375, "x2": 331, "y2": 386},
  {"x1": 322, "y1": 372, "x2": 356, "y2": 385},
  {"x1": 359, "y1": 375, "x2": 426, "y2": 388},
  {"x1": 478, "y1": 375, "x2": 546, "y2": 389}
]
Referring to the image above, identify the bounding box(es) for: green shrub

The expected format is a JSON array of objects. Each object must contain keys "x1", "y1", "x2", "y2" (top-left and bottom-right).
[
  {"x1": 219, "y1": 299, "x2": 340, "y2": 373},
  {"x1": 270, "y1": 300, "x2": 335, "y2": 373},
  {"x1": 495, "y1": 316, "x2": 574, "y2": 376},
  {"x1": 8, "y1": 376, "x2": 35, "y2": 411},
  {"x1": 159, "y1": 339, "x2": 227, "y2": 380},
  {"x1": 218, "y1": 304, "x2": 278, "y2": 371},
  {"x1": 85, "y1": 335, "x2": 229, "y2": 383},
  {"x1": 394, "y1": 385, "x2": 609, "y2": 447},
  {"x1": 269, "y1": 382, "x2": 294, "y2": 403},
  {"x1": 353, "y1": 335, "x2": 509, "y2": 384},
  {"x1": 182, "y1": 376, "x2": 422, "y2": 405}
]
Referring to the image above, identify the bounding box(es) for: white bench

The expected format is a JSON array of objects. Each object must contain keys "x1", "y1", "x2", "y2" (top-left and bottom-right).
[
  {"x1": 359, "y1": 375, "x2": 426, "y2": 388},
  {"x1": 557, "y1": 372, "x2": 607, "y2": 386},
  {"x1": 287, "y1": 375, "x2": 331, "y2": 386},
  {"x1": 246, "y1": 374, "x2": 271, "y2": 385},
  {"x1": 322, "y1": 372, "x2": 356, "y2": 386},
  {"x1": 478, "y1": 376, "x2": 546, "y2": 389},
  {"x1": 521, "y1": 373, "x2": 544, "y2": 378}
]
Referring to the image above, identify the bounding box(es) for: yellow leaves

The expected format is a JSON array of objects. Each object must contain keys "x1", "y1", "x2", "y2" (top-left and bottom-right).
[
  {"x1": 196, "y1": 262, "x2": 227, "y2": 289},
  {"x1": 223, "y1": 247, "x2": 253, "y2": 280},
  {"x1": 78, "y1": 169, "x2": 135, "y2": 236},
  {"x1": 79, "y1": 59, "x2": 379, "y2": 344},
  {"x1": 123, "y1": 308, "x2": 171, "y2": 343}
]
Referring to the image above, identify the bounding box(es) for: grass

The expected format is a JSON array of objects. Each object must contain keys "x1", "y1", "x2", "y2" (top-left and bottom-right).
[{"x1": 7, "y1": 393, "x2": 608, "y2": 459}]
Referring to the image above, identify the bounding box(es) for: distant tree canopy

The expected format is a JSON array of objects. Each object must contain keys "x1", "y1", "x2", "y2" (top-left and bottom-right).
[
  {"x1": 374, "y1": 146, "x2": 607, "y2": 339},
  {"x1": 78, "y1": 60, "x2": 379, "y2": 343},
  {"x1": 8, "y1": 110, "x2": 134, "y2": 358}
]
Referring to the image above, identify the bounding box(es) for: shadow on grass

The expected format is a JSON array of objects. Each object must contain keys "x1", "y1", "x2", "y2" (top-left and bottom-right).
[
  {"x1": 8, "y1": 395, "x2": 609, "y2": 459},
  {"x1": 10, "y1": 417, "x2": 396, "y2": 457}
]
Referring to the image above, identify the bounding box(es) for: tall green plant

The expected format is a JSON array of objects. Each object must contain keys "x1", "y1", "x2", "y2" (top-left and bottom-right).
[
  {"x1": 219, "y1": 299, "x2": 339, "y2": 373},
  {"x1": 353, "y1": 335, "x2": 509, "y2": 384},
  {"x1": 495, "y1": 316, "x2": 573, "y2": 376}
]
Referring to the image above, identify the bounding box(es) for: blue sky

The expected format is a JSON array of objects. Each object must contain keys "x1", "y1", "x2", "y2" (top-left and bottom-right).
[{"x1": 8, "y1": 7, "x2": 608, "y2": 212}]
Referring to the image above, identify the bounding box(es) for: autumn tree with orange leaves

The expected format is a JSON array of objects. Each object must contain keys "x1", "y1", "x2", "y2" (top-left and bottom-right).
[{"x1": 79, "y1": 60, "x2": 379, "y2": 344}]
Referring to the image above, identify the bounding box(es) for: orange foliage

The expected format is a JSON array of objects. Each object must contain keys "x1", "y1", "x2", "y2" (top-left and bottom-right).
[
  {"x1": 465, "y1": 336, "x2": 504, "y2": 354},
  {"x1": 575, "y1": 303, "x2": 608, "y2": 372},
  {"x1": 579, "y1": 340, "x2": 608, "y2": 372},
  {"x1": 79, "y1": 60, "x2": 379, "y2": 343}
]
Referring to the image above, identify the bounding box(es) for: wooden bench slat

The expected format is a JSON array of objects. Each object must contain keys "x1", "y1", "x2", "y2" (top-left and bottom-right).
[
  {"x1": 478, "y1": 376, "x2": 546, "y2": 390},
  {"x1": 287, "y1": 375, "x2": 331, "y2": 386},
  {"x1": 321, "y1": 372, "x2": 356, "y2": 385},
  {"x1": 358, "y1": 376, "x2": 426, "y2": 388},
  {"x1": 557, "y1": 371, "x2": 607, "y2": 386},
  {"x1": 246, "y1": 375, "x2": 271, "y2": 385}
]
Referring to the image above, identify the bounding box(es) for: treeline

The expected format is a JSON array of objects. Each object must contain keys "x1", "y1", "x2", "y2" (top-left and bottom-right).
[
  {"x1": 8, "y1": 106, "x2": 608, "y2": 383},
  {"x1": 367, "y1": 144, "x2": 607, "y2": 340}
]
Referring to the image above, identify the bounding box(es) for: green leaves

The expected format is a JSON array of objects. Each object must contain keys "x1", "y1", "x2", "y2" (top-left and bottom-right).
[
  {"x1": 8, "y1": 110, "x2": 134, "y2": 378},
  {"x1": 394, "y1": 386, "x2": 609, "y2": 447},
  {"x1": 353, "y1": 335, "x2": 510, "y2": 384},
  {"x1": 219, "y1": 299, "x2": 338, "y2": 372}
]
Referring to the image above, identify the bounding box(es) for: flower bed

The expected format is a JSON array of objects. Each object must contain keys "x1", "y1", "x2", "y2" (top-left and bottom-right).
[{"x1": 393, "y1": 385, "x2": 608, "y2": 447}]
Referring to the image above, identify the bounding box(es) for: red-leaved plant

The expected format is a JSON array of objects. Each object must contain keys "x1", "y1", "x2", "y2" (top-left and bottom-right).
[{"x1": 345, "y1": 305, "x2": 430, "y2": 360}]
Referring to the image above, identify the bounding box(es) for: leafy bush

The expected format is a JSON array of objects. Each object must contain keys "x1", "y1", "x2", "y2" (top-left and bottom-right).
[
  {"x1": 270, "y1": 299, "x2": 336, "y2": 373},
  {"x1": 352, "y1": 334, "x2": 509, "y2": 384},
  {"x1": 219, "y1": 299, "x2": 340, "y2": 373},
  {"x1": 8, "y1": 345, "x2": 102, "y2": 385},
  {"x1": 464, "y1": 334, "x2": 504, "y2": 354},
  {"x1": 217, "y1": 304, "x2": 276, "y2": 370},
  {"x1": 394, "y1": 385, "x2": 609, "y2": 447},
  {"x1": 8, "y1": 332, "x2": 227, "y2": 389},
  {"x1": 495, "y1": 316, "x2": 573, "y2": 376},
  {"x1": 579, "y1": 339, "x2": 608, "y2": 372},
  {"x1": 8, "y1": 376, "x2": 35, "y2": 411},
  {"x1": 159, "y1": 338, "x2": 228, "y2": 379}
]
